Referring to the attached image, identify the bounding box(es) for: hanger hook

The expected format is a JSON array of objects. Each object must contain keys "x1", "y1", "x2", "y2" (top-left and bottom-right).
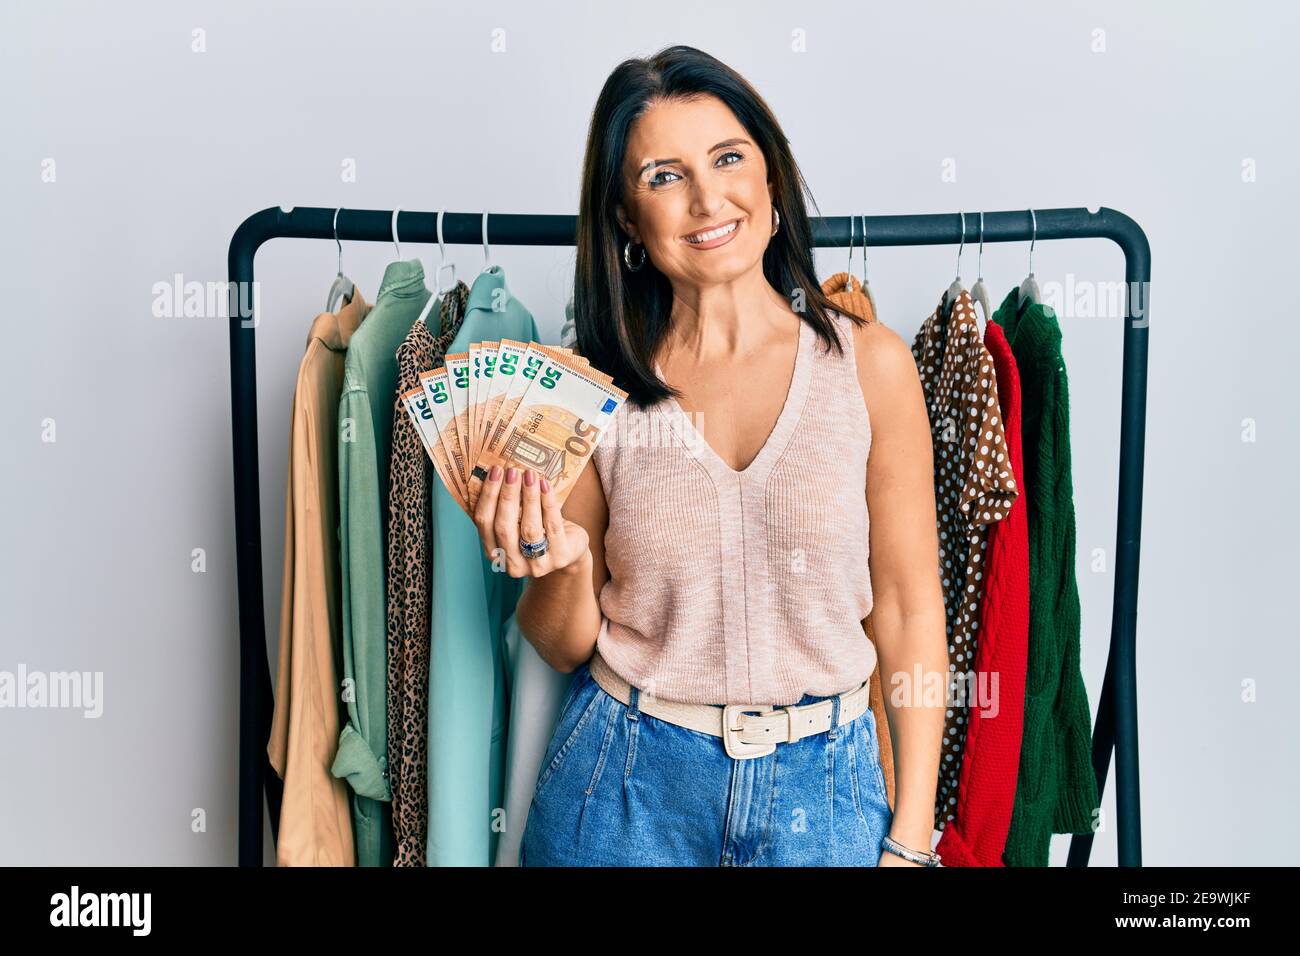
[
  {"x1": 1028, "y1": 208, "x2": 1037, "y2": 275},
  {"x1": 333, "y1": 208, "x2": 345, "y2": 275},
  {"x1": 955, "y1": 211, "x2": 965, "y2": 279},
  {"x1": 846, "y1": 214, "x2": 856, "y2": 278},
  {"x1": 482, "y1": 210, "x2": 492, "y2": 269},
  {"x1": 435, "y1": 209, "x2": 456, "y2": 295},
  {"x1": 391, "y1": 208, "x2": 401, "y2": 259},
  {"x1": 860, "y1": 215, "x2": 869, "y2": 284},
  {"x1": 977, "y1": 211, "x2": 985, "y2": 279}
]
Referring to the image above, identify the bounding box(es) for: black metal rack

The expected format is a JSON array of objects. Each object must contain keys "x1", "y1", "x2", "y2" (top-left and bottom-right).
[{"x1": 227, "y1": 205, "x2": 1149, "y2": 867}]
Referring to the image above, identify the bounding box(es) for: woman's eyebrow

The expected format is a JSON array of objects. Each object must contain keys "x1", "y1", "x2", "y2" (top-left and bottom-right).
[{"x1": 636, "y1": 138, "x2": 752, "y2": 176}]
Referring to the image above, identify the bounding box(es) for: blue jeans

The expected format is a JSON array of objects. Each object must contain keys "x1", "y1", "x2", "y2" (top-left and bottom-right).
[{"x1": 519, "y1": 660, "x2": 893, "y2": 866}]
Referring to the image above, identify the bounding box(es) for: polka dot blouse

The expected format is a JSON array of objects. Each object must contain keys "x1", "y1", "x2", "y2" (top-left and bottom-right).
[{"x1": 910, "y1": 290, "x2": 1020, "y2": 829}]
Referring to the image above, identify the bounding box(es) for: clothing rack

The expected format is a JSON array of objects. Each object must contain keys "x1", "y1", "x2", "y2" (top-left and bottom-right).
[{"x1": 227, "y1": 205, "x2": 1150, "y2": 867}]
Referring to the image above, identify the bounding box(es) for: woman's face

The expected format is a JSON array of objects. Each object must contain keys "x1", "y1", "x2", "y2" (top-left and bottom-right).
[{"x1": 617, "y1": 94, "x2": 774, "y2": 290}]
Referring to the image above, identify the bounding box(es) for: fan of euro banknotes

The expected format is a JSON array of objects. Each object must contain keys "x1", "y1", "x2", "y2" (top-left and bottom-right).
[{"x1": 401, "y1": 339, "x2": 628, "y2": 517}]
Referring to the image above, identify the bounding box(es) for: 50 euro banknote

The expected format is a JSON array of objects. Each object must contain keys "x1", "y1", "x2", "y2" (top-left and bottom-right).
[
  {"x1": 400, "y1": 378, "x2": 470, "y2": 512},
  {"x1": 465, "y1": 350, "x2": 627, "y2": 513}
]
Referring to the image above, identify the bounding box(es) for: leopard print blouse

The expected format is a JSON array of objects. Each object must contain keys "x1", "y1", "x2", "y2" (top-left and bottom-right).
[{"x1": 385, "y1": 280, "x2": 469, "y2": 866}]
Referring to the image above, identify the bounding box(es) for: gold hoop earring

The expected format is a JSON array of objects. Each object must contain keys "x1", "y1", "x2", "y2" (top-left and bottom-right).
[
  {"x1": 771, "y1": 205, "x2": 781, "y2": 237},
  {"x1": 623, "y1": 239, "x2": 647, "y2": 272}
]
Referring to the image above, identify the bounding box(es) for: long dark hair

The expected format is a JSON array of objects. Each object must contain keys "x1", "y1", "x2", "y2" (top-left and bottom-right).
[{"x1": 573, "y1": 44, "x2": 858, "y2": 410}]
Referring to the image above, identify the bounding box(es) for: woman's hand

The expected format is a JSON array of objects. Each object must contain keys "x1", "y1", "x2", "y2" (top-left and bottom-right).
[
  {"x1": 473, "y1": 465, "x2": 591, "y2": 579},
  {"x1": 877, "y1": 851, "x2": 924, "y2": 867}
]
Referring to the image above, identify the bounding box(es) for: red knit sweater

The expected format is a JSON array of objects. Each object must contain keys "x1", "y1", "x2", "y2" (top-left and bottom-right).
[{"x1": 934, "y1": 319, "x2": 1031, "y2": 867}]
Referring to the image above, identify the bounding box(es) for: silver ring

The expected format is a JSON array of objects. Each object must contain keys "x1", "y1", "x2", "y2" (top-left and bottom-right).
[{"x1": 519, "y1": 534, "x2": 549, "y2": 559}]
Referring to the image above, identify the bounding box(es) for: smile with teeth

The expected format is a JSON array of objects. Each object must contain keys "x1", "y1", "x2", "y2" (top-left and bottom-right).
[{"x1": 684, "y1": 220, "x2": 739, "y2": 243}]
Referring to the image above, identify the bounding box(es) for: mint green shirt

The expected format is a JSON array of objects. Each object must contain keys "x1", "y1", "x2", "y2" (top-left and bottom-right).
[
  {"x1": 331, "y1": 259, "x2": 432, "y2": 866},
  {"x1": 427, "y1": 265, "x2": 539, "y2": 865}
]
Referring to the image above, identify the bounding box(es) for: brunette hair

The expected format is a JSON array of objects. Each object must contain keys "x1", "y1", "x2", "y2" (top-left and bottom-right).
[{"x1": 573, "y1": 44, "x2": 858, "y2": 409}]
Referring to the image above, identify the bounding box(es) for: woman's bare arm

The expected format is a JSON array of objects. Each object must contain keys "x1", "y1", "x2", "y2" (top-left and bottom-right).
[
  {"x1": 853, "y1": 317, "x2": 949, "y2": 854},
  {"x1": 513, "y1": 461, "x2": 610, "y2": 673}
]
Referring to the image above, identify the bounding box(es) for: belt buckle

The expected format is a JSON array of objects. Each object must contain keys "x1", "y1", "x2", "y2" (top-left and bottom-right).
[{"x1": 722, "y1": 704, "x2": 778, "y2": 760}]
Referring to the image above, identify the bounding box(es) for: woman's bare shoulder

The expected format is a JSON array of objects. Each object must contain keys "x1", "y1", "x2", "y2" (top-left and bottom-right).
[{"x1": 847, "y1": 314, "x2": 924, "y2": 419}]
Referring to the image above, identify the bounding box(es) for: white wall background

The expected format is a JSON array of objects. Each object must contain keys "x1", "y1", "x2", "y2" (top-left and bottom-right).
[{"x1": 2, "y1": 0, "x2": 1296, "y2": 865}]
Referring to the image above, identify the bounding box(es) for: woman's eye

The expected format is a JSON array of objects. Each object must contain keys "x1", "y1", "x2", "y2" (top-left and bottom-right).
[{"x1": 650, "y1": 152, "x2": 743, "y2": 187}]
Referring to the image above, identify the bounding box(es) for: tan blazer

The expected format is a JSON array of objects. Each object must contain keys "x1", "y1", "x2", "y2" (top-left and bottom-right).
[{"x1": 267, "y1": 292, "x2": 370, "y2": 865}]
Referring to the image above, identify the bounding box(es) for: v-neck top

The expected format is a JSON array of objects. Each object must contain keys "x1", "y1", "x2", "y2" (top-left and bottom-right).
[
  {"x1": 651, "y1": 317, "x2": 813, "y2": 479},
  {"x1": 591, "y1": 309, "x2": 876, "y2": 705}
]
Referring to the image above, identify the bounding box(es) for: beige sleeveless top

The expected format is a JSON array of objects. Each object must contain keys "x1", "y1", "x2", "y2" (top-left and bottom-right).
[{"x1": 591, "y1": 308, "x2": 875, "y2": 706}]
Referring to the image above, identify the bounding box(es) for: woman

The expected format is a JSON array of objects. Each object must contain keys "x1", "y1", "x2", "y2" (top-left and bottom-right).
[{"x1": 472, "y1": 45, "x2": 949, "y2": 867}]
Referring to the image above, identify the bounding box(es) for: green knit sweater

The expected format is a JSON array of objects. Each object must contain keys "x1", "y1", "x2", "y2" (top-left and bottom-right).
[{"x1": 992, "y1": 287, "x2": 1100, "y2": 867}]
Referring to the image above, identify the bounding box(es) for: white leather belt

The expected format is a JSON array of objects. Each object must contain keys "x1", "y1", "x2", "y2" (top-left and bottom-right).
[{"x1": 587, "y1": 648, "x2": 871, "y2": 760}]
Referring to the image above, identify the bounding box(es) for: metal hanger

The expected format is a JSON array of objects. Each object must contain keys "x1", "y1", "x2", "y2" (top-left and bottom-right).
[
  {"x1": 859, "y1": 215, "x2": 878, "y2": 322},
  {"x1": 843, "y1": 215, "x2": 879, "y2": 322},
  {"x1": 391, "y1": 207, "x2": 403, "y2": 260},
  {"x1": 434, "y1": 209, "x2": 457, "y2": 295},
  {"x1": 940, "y1": 211, "x2": 967, "y2": 319},
  {"x1": 845, "y1": 213, "x2": 857, "y2": 280},
  {"x1": 413, "y1": 208, "x2": 458, "y2": 329},
  {"x1": 969, "y1": 211, "x2": 991, "y2": 336},
  {"x1": 481, "y1": 210, "x2": 495, "y2": 273},
  {"x1": 1018, "y1": 208, "x2": 1041, "y2": 311},
  {"x1": 325, "y1": 208, "x2": 356, "y2": 313}
]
